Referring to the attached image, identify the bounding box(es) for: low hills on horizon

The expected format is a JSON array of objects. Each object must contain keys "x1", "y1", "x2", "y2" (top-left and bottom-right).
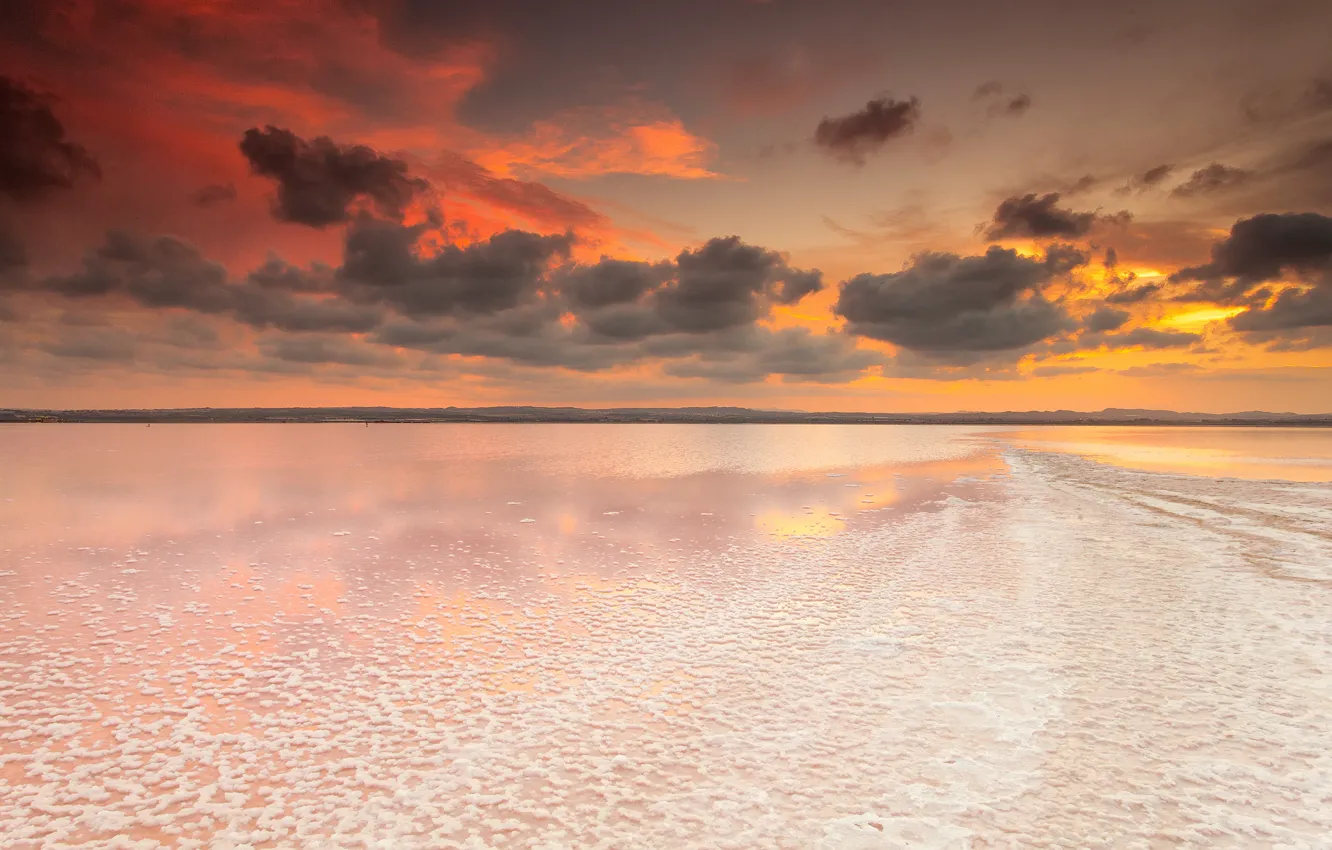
[{"x1": 2, "y1": 406, "x2": 1330, "y2": 426}]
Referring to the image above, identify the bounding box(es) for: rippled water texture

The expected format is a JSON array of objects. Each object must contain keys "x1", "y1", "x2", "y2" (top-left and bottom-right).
[
  {"x1": 1, "y1": 424, "x2": 1330, "y2": 848},
  {"x1": 1007, "y1": 425, "x2": 1332, "y2": 482}
]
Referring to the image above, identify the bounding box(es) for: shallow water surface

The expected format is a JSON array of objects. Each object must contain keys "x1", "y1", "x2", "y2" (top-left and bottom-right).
[
  {"x1": 1, "y1": 424, "x2": 1329, "y2": 848},
  {"x1": 1006, "y1": 425, "x2": 1332, "y2": 482}
]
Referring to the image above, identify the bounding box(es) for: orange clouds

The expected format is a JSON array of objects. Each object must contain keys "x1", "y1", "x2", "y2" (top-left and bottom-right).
[{"x1": 473, "y1": 101, "x2": 720, "y2": 181}]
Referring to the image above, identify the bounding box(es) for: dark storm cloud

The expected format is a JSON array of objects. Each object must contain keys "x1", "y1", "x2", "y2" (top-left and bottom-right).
[
  {"x1": 814, "y1": 96, "x2": 921, "y2": 165},
  {"x1": 984, "y1": 193, "x2": 1128, "y2": 240},
  {"x1": 232, "y1": 292, "x2": 384, "y2": 334},
  {"x1": 16, "y1": 217, "x2": 859, "y2": 381},
  {"x1": 1168, "y1": 211, "x2": 1332, "y2": 343},
  {"x1": 1174, "y1": 212, "x2": 1332, "y2": 292},
  {"x1": 47, "y1": 231, "x2": 234, "y2": 308},
  {"x1": 0, "y1": 76, "x2": 101, "y2": 202},
  {"x1": 355, "y1": 231, "x2": 833, "y2": 378},
  {"x1": 653, "y1": 236, "x2": 823, "y2": 332},
  {"x1": 191, "y1": 183, "x2": 238, "y2": 208},
  {"x1": 339, "y1": 218, "x2": 574, "y2": 316},
  {"x1": 32, "y1": 223, "x2": 824, "y2": 350},
  {"x1": 247, "y1": 258, "x2": 338, "y2": 294},
  {"x1": 1042, "y1": 243, "x2": 1091, "y2": 275},
  {"x1": 39, "y1": 231, "x2": 384, "y2": 333},
  {"x1": 1170, "y1": 163, "x2": 1252, "y2": 198},
  {"x1": 558, "y1": 259, "x2": 671, "y2": 308},
  {"x1": 1230, "y1": 286, "x2": 1332, "y2": 333},
  {"x1": 835, "y1": 246, "x2": 1079, "y2": 355},
  {"x1": 1084, "y1": 306, "x2": 1130, "y2": 332},
  {"x1": 553, "y1": 237, "x2": 823, "y2": 341},
  {"x1": 239, "y1": 127, "x2": 430, "y2": 227},
  {"x1": 1197, "y1": 214, "x2": 1332, "y2": 337}
]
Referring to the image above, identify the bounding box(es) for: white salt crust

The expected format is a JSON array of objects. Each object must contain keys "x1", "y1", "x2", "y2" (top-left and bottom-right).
[{"x1": 0, "y1": 440, "x2": 1330, "y2": 847}]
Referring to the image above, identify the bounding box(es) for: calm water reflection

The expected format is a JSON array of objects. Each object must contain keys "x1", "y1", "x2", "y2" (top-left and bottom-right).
[{"x1": 2, "y1": 424, "x2": 1329, "y2": 848}]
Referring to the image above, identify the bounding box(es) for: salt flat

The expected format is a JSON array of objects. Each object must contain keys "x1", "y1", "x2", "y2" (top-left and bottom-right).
[{"x1": 1, "y1": 425, "x2": 1329, "y2": 848}]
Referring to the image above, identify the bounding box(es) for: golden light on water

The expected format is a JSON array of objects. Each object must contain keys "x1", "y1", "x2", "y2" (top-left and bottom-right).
[{"x1": 754, "y1": 506, "x2": 847, "y2": 539}]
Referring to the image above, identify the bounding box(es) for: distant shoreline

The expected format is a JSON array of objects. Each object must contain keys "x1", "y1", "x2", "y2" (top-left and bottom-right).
[{"x1": 4, "y1": 407, "x2": 1331, "y2": 427}]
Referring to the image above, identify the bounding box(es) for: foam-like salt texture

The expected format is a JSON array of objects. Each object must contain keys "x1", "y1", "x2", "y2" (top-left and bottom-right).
[{"x1": 0, "y1": 428, "x2": 1330, "y2": 848}]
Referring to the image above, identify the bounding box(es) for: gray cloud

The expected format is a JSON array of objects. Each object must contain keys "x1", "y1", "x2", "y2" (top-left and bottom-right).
[
  {"x1": 260, "y1": 335, "x2": 406, "y2": 368},
  {"x1": 835, "y1": 246, "x2": 1080, "y2": 357},
  {"x1": 1105, "y1": 283, "x2": 1162, "y2": 304},
  {"x1": 1003, "y1": 93, "x2": 1032, "y2": 116},
  {"x1": 558, "y1": 258, "x2": 671, "y2": 308},
  {"x1": 47, "y1": 231, "x2": 234, "y2": 308},
  {"x1": 239, "y1": 126, "x2": 430, "y2": 227},
  {"x1": 148, "y1": 315, "x2": 225, "y2": 350},
  {"x1": 339, "y1": 219, "x2": 574, "y2": 317},
  {"x1": 651, "y1": 236, "x2": 822, "y2": 333},
  {"x1": 18, "y1": 223, "x2": 861, "y2": 382},
  {"x1": 1231, "y1": 284, "x2": 1332, "y2": 333},
  {"x1": 0, "y1": 75, "x2": 100, "y2": 202},
  {"x1": 1117, "y1": 164, "x2": 1174, "y2": 194},
  {"x1": 1174, "y1": 212, "x2": 1332, "y2": 303},
  {"x1": 1109, "y1": 327, "x2": 1202, "y2": 349},
  {"x1": 814, "y1": 96, "x2": 921, "y2": 165},
  {"x1": 40, "y1": 327, "x2": 137, "y2": 362},
  {"x1": 984, "y1": 193, "x2": 1129, "y2": 240},
  {"x1": 38, "y1": 231, "x2": 384, "y2": 333},
  {"x1": 1170, "y1": 163, "x2": 1252, "y2": 198},
  {"x1": 1084, "y1": 306, "x2": 1130, "y2": 332},
  {"x1": 1061, "y1": 325, "x2": 1202, "y2": 355}
]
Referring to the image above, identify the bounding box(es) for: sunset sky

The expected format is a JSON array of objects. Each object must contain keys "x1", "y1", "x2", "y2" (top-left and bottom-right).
[{"x1": 3, "y1": 0, "x2": 1332, "y2": 412}]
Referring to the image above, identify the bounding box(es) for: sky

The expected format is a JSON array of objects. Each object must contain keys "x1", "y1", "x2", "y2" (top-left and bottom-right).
[{"x1": 2, "y1": 0, "x2": 1332, "y2": 413}]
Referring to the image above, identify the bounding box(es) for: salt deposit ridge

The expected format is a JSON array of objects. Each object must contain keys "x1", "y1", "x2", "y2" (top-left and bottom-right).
[{"x1": 1, "y1": 424, "x2": 1330, "y2": 848}]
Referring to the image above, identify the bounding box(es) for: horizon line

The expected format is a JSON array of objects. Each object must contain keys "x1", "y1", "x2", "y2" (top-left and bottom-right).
[{"x1": 4, "y1": 405, "x2": 1331, "y2": 419}]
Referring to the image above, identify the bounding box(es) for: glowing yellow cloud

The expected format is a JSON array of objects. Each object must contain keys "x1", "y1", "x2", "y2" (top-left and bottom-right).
[{"x1": 1156, "y1": 306, "x2": 1246, "y2": 328}]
